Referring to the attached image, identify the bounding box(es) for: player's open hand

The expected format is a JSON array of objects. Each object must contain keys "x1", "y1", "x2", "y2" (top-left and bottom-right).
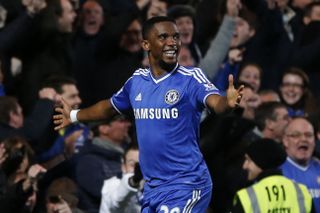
[
  {"x1": 53, "y1": 97, "x2": 72, "y2": 131},
  {"x1": 226, "y1": 74, "x2": 244, "y2": 108}
]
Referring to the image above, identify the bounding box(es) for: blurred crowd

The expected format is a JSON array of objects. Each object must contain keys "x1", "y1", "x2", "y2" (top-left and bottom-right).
[{"x1": 0, "y1": 0, "x2": 319, "y2": 212}]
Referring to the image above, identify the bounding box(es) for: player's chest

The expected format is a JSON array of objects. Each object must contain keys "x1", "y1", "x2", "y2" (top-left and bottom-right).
[{"x1": 130, "y1": 81, "x2": 186, "y2": 108}]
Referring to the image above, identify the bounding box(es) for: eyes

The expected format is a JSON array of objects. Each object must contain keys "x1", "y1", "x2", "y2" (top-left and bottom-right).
[{"x1": 158, "y1": 33, "x2": 180, "y2": 41}]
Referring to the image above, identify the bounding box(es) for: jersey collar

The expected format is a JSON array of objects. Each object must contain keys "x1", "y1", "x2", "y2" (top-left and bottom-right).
[
  {"x1": 149, "y1": 63, "x2": 179, "y2": 84},
  {"x1": 287, "y1": 157, "x2": 310, "y2": 171}
]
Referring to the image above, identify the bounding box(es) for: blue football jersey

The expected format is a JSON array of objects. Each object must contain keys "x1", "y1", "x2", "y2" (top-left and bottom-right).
[
  {"x1": 281, "y1": 157, "x2": 320, "y2": 212},
  {"x1": 111, "y1": 64, "x2": 220, "y2": 189}
]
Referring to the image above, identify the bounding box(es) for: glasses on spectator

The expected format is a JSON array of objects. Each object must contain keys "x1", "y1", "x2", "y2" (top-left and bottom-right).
[
  {"x1": 286, "y1": 131, "x2": 314, "y2": 139},
  {"x1": 281, "y1": 82, "x2": 304, "y2": 89}
]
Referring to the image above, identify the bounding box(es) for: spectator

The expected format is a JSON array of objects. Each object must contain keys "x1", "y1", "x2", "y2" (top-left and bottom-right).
[
  {"x1": 231, "y1": 138, "x2": 313, "y2": 213},
  {"x1": 37, "y1": 76, "x2": 89, "y2": 165},
  {"x1": 244, "y1": 101, "x2": 290, "y2": 143},
  {"x1": 279, "y1": 67, "x2": 318, "y2": 117},
  {"x1": 0, "y1": 136, "x2": 47, "y2": 213},
  {"x1": 15, "y1": 0, "x2": 76, "y2": 114},
  {"x1": 0, "y1": 0, "x2": 47, "y2": 96},
  {"x1": 100, "y1": 144, "x2": 142, "y2": 213},
  {"x1": 237, "y1": 63, "x2": 262, "y2": 92},
  {"x1": 0, "y1": 88, "x2": 57, "y2": 149},
  {"x1": 199, "y1": 0, "x2": 241, "y2": 81},
  {"x1": 281, "y1": 117, "x2": 320, "y2": 212},
  {"x1": 45, "y1": 177, "x2": 83, "y2": 213},
  {"x1": 73, "y1": 0, "x2": 148, "y2": 107},
  {"x1": 258, "y1": 89, "x2": 280, "y2": 103},
  {"x1": 74, "y1": 115, "x2": 132, "y2": 212}
]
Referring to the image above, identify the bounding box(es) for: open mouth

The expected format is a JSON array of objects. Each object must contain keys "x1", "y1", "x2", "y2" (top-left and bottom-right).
[
  {"x1": 163, "y1": 49, "x2": 177, "y2": 58},
  {"x1": 297, "y1": 144, "x2": 309, "y2": 151},
  {"x1": 87, "y1": 20, "x2": 97, "y2": 26}
]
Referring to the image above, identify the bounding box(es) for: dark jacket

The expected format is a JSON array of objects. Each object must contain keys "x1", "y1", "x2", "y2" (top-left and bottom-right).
[
  {"x1": 0, "y1": 99, "x2": 55, "y2": 149},
  {"x1": 74, "y1": 141, "x2": 122, "y2": 212}
]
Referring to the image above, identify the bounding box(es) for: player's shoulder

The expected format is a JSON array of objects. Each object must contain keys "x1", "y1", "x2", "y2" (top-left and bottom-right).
[
  {"x1": 176, "y1": 65, "x2": 210, "y2": 83},
  {"x1": 132, "y1": 68, "x2": 150, "y2": 78}
]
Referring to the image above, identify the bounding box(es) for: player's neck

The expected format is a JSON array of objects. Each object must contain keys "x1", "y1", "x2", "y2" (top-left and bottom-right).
[{"x1": 150, "y1": 61, "x2": 177, "y2": 78}]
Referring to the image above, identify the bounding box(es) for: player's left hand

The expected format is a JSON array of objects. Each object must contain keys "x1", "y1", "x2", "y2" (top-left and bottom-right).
[{"x1": 226, "y1": 74, "x2": 244, "y2": 108}]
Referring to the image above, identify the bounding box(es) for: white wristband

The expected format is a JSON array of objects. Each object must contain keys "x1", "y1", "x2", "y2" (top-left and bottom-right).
[{"x1": 70, "y1": 109, "x2": 80, "y2": 123}]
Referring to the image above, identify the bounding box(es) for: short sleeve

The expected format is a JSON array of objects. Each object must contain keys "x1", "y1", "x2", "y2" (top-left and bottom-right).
[
  {"x1": 111, "y1": 77, "x2": 133, "y2": 113},
  {"x1": 188, "y1": 68, "x2": 220, "y2": 109}
]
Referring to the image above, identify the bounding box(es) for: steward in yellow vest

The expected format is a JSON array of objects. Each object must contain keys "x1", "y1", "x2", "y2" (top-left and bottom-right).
[{"x1": 230, "y1": 139, "x2": 314, "y2": 213}]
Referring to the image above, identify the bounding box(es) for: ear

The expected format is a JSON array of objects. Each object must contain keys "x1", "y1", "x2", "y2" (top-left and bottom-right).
[
  {"x1": 141, "y1": 40, "x2": 150, "y2": 51},
  {"x1": 303, "y1": 17, "x2": 310, "y2": 25},
  {"x1": 265, "y1": 119, "x2": 274, "y2": 130},
  {"x1": 282, "y1": 135, "x2": 289, "y2": 149},
  {"x1": 98, "y1": 124, "x2": 111, "y2": 134},
  {"x1": 249, "y1": 28, "x2": 256, "y2": 38}
]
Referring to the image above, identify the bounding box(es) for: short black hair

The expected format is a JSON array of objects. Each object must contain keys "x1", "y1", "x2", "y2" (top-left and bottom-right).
[
  {"x1": 142, "y1": 16, "x2": 176, "y2": 40},
  {"x1": 42, "y1": 75, "x2": 77, "y2": 94},
  {"x1": 0, "y1": 96, "x2": 19, "y2": 124},
  {"x1": 167, "y1": 5, "x2": 195, "y2": 20},
  {"x1": 255, "y1": 101, "x2": 286, "y2": 131}
]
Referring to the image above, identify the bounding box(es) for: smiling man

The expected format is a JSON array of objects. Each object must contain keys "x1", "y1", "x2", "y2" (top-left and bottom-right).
[
  {"x1": 54, "y1": 16, "x2": 243, "y2": 212},
  {"x1": 281, "y1": 117, "x2": 320, "y2": 212}
]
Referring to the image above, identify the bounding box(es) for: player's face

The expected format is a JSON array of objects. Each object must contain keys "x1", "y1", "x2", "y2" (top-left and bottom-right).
[
  {"x1": 283, "y1": 118, "x2": 315, "y2": 166},
  {"x1": 243, "y1": 154, "x2": 262, "y2": 181},
  {"x1": 144, "y1": 21, "x2": 181, "y2": 68}
]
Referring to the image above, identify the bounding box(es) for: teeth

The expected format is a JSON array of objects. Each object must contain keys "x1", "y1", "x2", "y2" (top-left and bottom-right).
[{"x1": 165, "y1": 51, "x2": 175, "y2": 54}]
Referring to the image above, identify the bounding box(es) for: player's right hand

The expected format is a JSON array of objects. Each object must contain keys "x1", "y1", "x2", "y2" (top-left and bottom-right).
[{"x1": 53, "y1": 97, "x2": 72, "y2": 131}]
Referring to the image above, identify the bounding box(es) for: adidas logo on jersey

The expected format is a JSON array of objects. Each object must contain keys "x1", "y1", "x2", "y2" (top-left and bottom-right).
[{"x1": 135, "y1": 93, "x2": 142, "y2": 101}]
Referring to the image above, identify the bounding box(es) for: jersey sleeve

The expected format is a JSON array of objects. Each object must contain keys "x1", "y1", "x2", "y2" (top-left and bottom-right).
[
  {"x1": 188, "y1": 68, "x2": 221, "y2": 109},
  {"x1": 111, "y1": 77, "x2": 133, "y2": 113}
]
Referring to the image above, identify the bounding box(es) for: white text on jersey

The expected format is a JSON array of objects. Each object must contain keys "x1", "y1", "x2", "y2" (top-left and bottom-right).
[{"x1": 133, "y1": 108, "x2": 179, "y2": 119}]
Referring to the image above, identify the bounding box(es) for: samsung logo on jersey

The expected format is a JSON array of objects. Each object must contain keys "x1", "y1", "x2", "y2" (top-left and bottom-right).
[{"x1": 133, "y1": 108, "x2": 179, "y2": 119}]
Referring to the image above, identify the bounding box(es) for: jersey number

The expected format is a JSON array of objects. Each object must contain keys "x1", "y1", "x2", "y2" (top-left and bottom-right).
[
  {"x1": 265, "y1": 185, "x2": 286, "y2": 201},
  {"x1": 160, "y1": 205, "x2": 180, "y2": 213}
]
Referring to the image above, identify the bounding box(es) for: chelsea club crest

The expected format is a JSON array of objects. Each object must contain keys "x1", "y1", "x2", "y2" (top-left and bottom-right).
[{"x1": 165, "y1": 90, "x2": 179, "y2": 105}]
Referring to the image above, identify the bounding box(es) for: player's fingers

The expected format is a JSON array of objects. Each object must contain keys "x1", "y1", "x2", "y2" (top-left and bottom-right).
[
  {"x1": 238, "y1": 84, "x2": 245, "y2": 93},
  {"x1": 54, "y1": 125, "x2": 64, "y2": 131},
  {"x1": 55, "y1": 107, "x2": 64, "y2": 114},
  {"x1": 53, "y1": 119, "x2": 63, "y2": 125},
  {"x1": 228, "y1": 74, "x2": 234, "y2": 88},
  {"x1": 53, "y1": 114, "x2": 64, "y2": 119}
]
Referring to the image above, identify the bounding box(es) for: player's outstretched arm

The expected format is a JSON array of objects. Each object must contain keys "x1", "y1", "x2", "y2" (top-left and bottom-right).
[
  {"x1": 206, "y1": 74, "x2": 244, "y2": 113},
  {"x1": 53, "y1": 98, "x2": 117, "y2": 131}
]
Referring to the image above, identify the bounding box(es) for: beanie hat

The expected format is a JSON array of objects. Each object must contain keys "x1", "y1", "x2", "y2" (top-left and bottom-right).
[
  {"x1": 167, "y1": 5, "x2": 195, "y2": 20},
  {"x1": 246, "y1": 139, "x2": 287, "y2": 170}
]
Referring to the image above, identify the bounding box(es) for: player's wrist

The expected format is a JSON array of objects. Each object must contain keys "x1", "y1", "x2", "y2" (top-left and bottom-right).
[{"x1": 70, "y1": 109, "x2": 80, "y2": 123}]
